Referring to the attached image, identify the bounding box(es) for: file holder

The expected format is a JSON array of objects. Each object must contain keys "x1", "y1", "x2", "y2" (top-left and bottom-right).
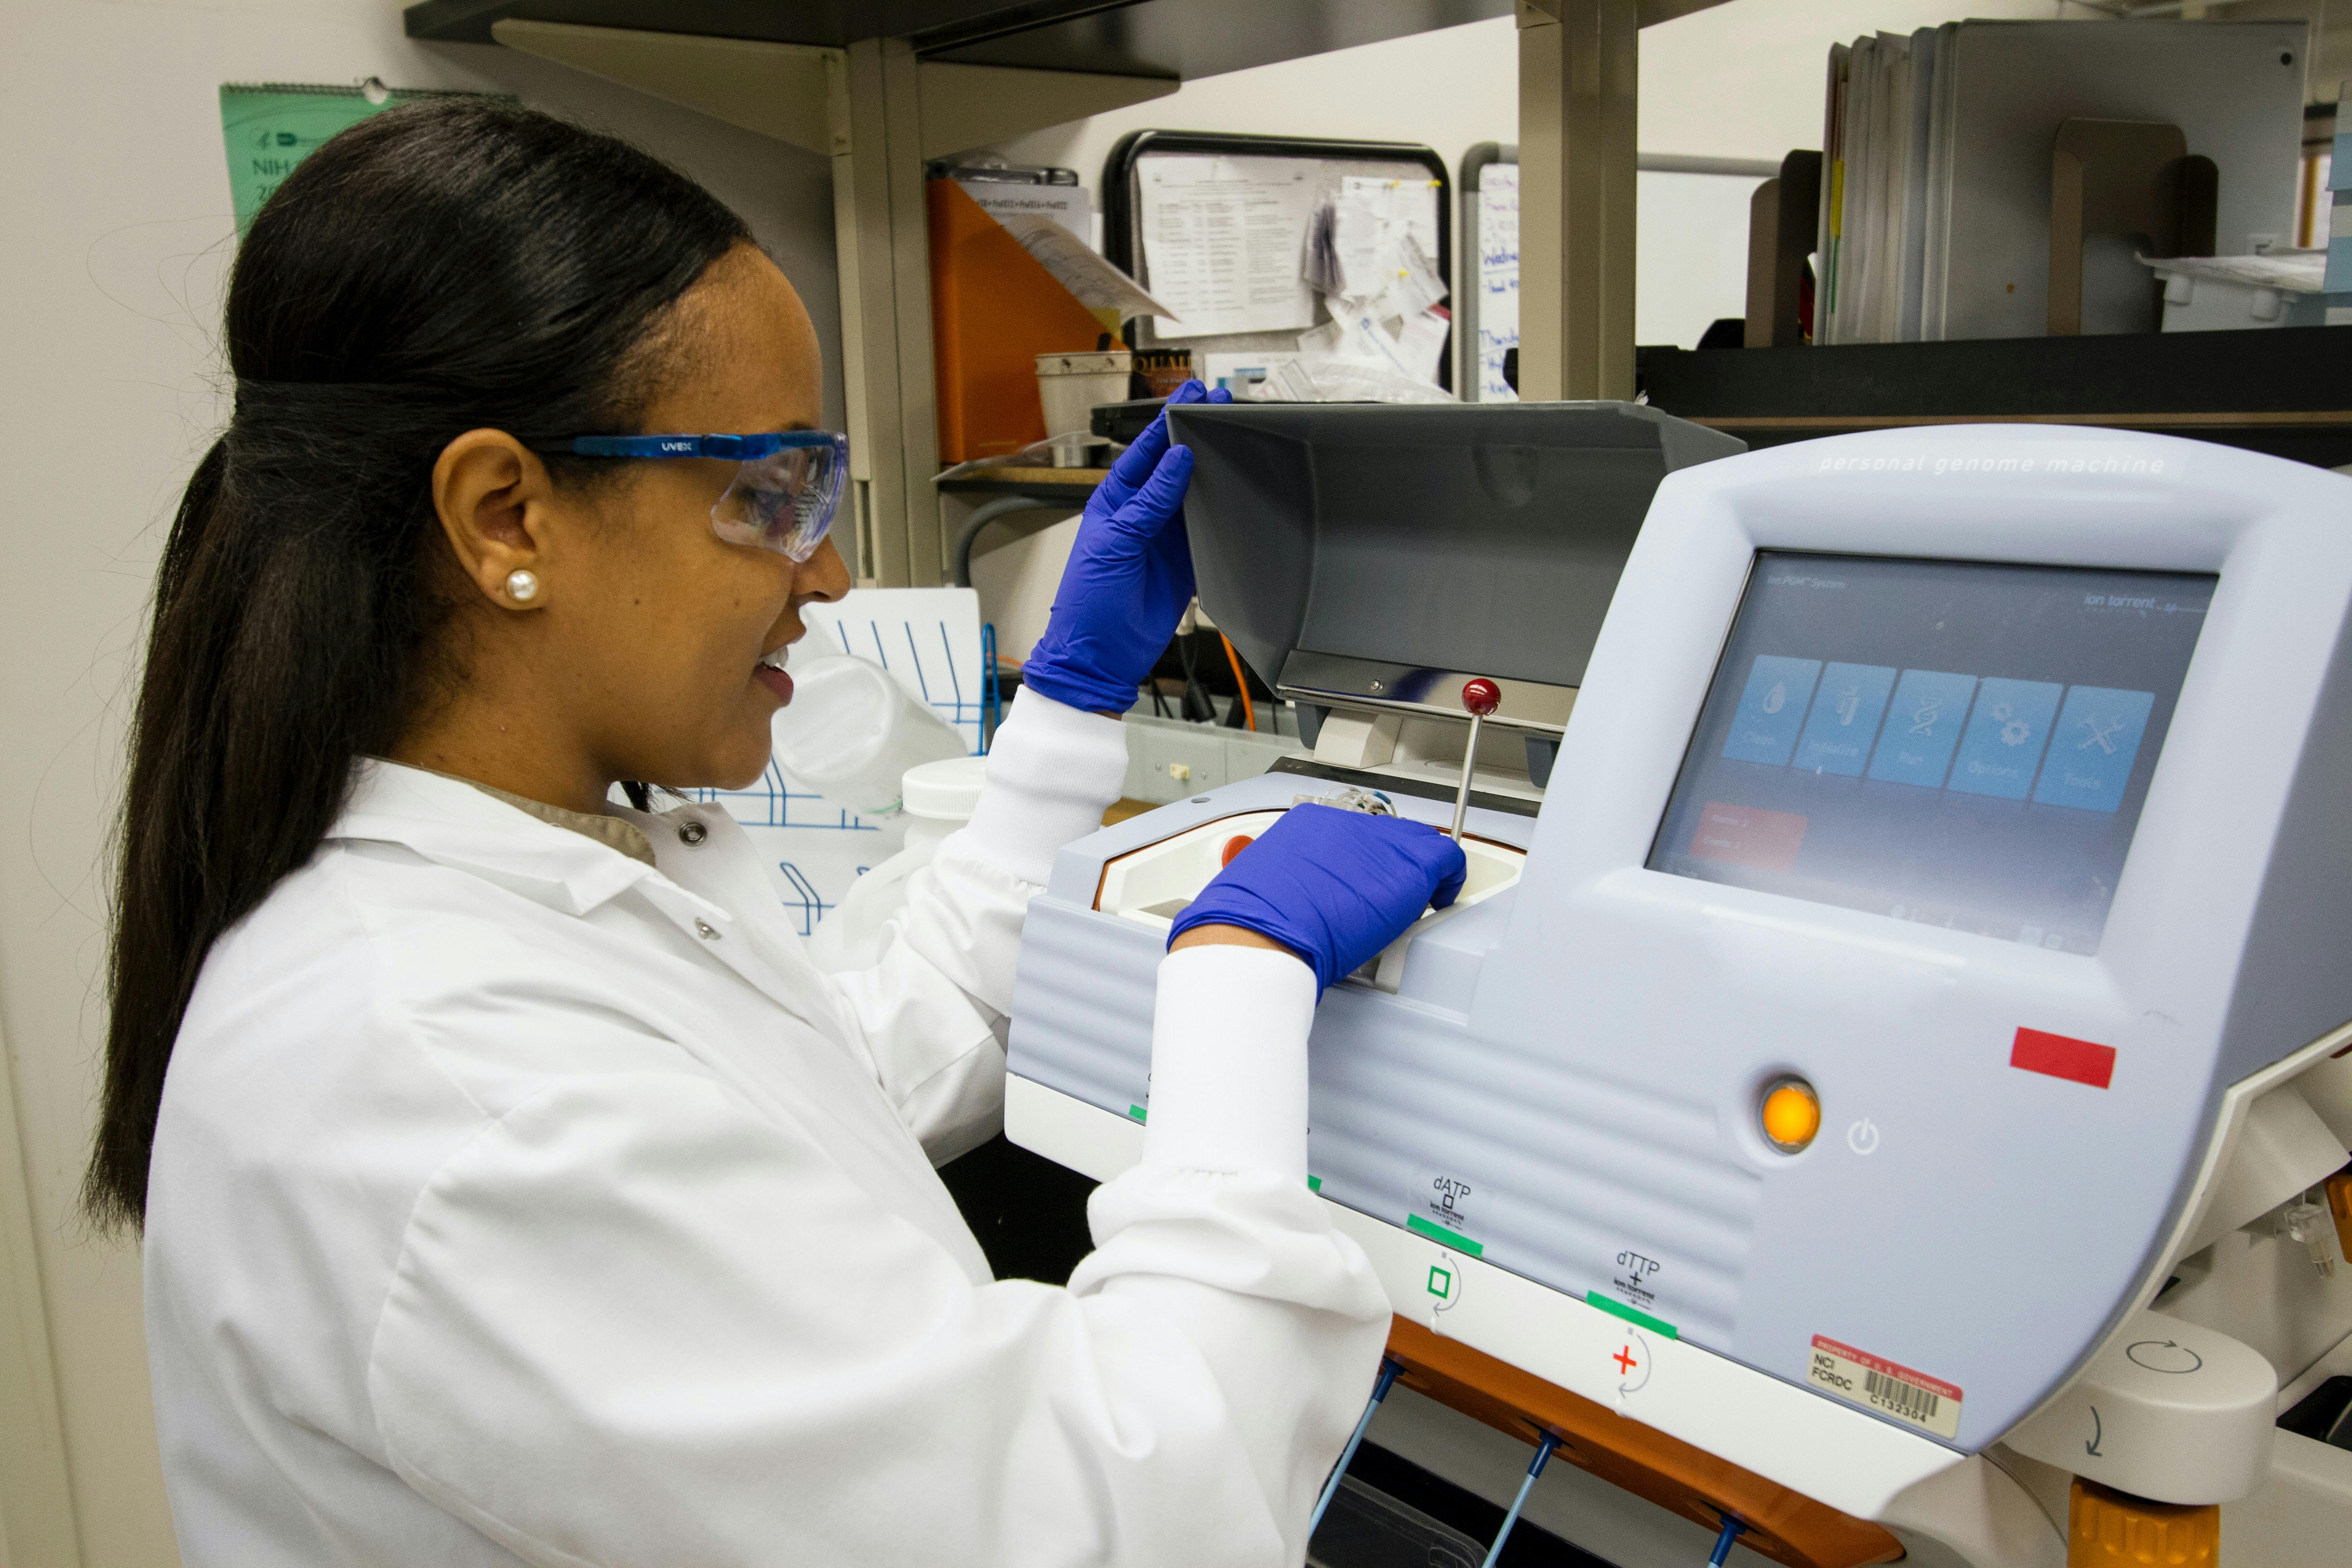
[{"x1": 2048, "y1": 118, "x2": 2217, "y2": 337}]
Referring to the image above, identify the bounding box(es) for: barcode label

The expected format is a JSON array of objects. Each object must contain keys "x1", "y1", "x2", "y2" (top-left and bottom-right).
[
  {"x1": 1809, "y1": 1335, "x2": 1962, "y2": 1439},
  {"x1": 1865, "y1": 1369, "x2": 1939, "y2": 1423}
]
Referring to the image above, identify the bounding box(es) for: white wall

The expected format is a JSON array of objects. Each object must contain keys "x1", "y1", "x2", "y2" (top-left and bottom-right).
[
  {"x1": 977, "y1": 0, "x2": 2088, "y2": 351},
  {"x1": 0, "y1": 4, "x2": 839, "y2": 1562}
]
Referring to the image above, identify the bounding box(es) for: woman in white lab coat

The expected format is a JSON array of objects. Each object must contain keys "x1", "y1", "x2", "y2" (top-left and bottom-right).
[{"x1": 90, "y1": 102, "x2": 1466, "y2": 1566}]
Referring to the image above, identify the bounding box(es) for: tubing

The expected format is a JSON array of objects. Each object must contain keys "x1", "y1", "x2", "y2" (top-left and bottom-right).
[
  {"x1": 1479, "y1": 1431, "x2": 1560, "y2": 1568},
  {"x1": 1307, "y1": 1359, "x2": 1402, "y2": 1540},
  {"x1": 951, "y1": 495, "x2": 1063, "y2": 588},
  {"x1": 1217, "y1": 630, "x2": 1258, "y2": 730}
]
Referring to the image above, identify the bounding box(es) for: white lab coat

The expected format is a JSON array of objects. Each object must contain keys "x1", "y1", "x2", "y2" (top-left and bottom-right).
[{"x1": 143, "y1": 690, "x2": 1388, "y2": 1568}]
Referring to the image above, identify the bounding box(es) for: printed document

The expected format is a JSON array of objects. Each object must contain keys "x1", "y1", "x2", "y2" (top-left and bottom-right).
[{"x1": 1139, "y1": 155, "x2": 1318, "y2": 338}]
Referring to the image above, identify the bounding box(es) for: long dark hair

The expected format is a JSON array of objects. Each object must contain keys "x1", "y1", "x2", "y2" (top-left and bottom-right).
[{"x1": 86, "y1": 100, "x2": 753, "y2": 1229}]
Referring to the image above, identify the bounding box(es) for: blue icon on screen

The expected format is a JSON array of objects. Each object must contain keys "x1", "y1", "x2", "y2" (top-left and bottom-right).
[
  {"x1": 1722, "y1": 656, "x2": 1821, "y2": 766},
  {"x1": 2032, "y1": 687, "x2": 2155, "y2": 812},
  {"x1": 1866, "y1": 670, "x2": 1978, "y2": 788},
  {"x1": 1947, "y1": 678, "x2": 2063, "y2": 800},
  {"x1": 1793, "y1": 663, "x2": 1897, "y2": 775}
]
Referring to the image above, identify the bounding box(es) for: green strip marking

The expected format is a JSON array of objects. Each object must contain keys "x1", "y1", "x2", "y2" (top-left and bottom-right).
[
  {"x1": 1584, "y1": 1291, "x2": 1679, "y2": 1340},
  {"x1": 1405, "y1": 1214, "x2": 1484, "y2": 1256},
  {"x1": 1307, "y1": 1175, "x2": 1322, "y2": 1192},
  {"x1": 1126, "y1": 1105, "x2": 1147, "y2": 1123}
]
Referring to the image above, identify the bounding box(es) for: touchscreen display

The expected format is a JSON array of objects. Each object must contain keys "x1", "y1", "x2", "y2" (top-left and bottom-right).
[{"x1": 1647, "y1": 552, "x2": 2213, "y2": 953}]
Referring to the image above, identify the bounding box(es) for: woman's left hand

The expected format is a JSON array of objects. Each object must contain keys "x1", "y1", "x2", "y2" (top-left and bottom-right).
[
  {"x1": 1167, "y1": 804, "x2": 1468, "y2": 994},
  {"x1": 1019, "y1": 379, "x2": 1230, "y2": 715}
]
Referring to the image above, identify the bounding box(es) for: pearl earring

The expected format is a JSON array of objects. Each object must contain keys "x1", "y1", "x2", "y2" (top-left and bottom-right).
[{"x1": 505, "y1": 569, "x2": 540, "y2": 603}]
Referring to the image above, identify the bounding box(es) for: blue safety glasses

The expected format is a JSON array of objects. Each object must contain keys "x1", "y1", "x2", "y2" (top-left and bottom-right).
[{"x1": 542, "y1": 431, "x2": 848, "y2": 562}]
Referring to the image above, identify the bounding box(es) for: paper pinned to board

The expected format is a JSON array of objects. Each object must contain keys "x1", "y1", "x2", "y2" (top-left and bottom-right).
[
  {"x1": 1303, "y1": 201, "x2": 1345, "y2": 298},
  {"x1": 1297, "y1": 316, "x2": 1348, "y2": 358},
  {"x1": 1386, "y1": 234, "x2": 1449, "y2": 318},
  {"x1": 1331, "y1": 189, "x2": 1390, "y2": 299},
  {"x1": 1284, "y1": 294, "x2": 1453, "y2": 403},
  {"x1": 997, "y1": 214, "x2": 1176, "y2": 323},
  {"x1": 1139, "y1": 154, "x2": 1319, "y2": 338},
  {"x1": 1333, "y1": 176, "x2": 1442, "y2": 299},
  {"x1": 1318, "y1": 299, "x2": 1432, "y2": 385},
  {"x1": 1392, "y1": 304, "x2": 1450, "y2": 383}
]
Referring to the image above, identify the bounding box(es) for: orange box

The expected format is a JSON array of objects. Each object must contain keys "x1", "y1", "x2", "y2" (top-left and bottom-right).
[{"x1": 928, "y1": 179, "x2": 1114, "y2": 462}]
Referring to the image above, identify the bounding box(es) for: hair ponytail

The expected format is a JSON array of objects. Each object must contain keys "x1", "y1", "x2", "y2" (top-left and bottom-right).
[{"x1": 85, "y1": 101, "x2": 751, "y2": 1230}]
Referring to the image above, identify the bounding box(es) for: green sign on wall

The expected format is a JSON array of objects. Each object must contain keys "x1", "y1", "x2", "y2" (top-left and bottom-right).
[{"x1": 218, "y1": 81, "x2": 489, "y2": 231}]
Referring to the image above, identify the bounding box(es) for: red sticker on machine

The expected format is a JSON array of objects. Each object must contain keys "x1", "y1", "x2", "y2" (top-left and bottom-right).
[
  {"x1": 1808, "y1": 1335, "x2": 1962, "y2": 1439},
  {"x1": 2010, "y1": 1027, "x2": 2116, "y2": 1089}
]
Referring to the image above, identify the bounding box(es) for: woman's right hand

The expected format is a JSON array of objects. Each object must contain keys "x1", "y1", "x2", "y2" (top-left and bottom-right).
[
  {"x1": 1017, "y1": 380, "x2": 1229, "y2": 715},
  {"x1": 1166, "y1": 805, "x2": 1468, "y2": 994}
]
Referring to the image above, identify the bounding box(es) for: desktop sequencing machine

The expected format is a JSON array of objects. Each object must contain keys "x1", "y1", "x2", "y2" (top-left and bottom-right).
[{"x1": 1004, "y1": 403, "x2": 2352, "y2": 1566}]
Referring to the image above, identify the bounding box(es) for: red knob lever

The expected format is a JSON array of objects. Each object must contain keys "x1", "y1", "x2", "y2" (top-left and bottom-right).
[{"x1": 1461, "y1": 678, "x2": 1501, "y2": 718}]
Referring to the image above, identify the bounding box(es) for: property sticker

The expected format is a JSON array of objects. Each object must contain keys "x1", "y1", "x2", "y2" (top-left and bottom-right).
[
  {"x1": 1809, "y1": 1335, "x2": 1962, "y2": 1439},
  {"x1": 1406, "y1": 1164, "x2": 1487, "y2": 1255}
]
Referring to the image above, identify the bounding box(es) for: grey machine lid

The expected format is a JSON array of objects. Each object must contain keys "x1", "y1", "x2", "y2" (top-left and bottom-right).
[{"x1": 1165, "y1": 401, "x2": 1745, "y2": 736}]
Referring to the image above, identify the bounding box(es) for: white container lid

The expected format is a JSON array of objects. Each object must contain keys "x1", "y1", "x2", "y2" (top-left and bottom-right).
[
  {"x1": 1035, "y1": 349, "x2": 1131, "y2": 376},
  {"x1": 901, "y1": 754, "x2": 989, "y2": 820}
]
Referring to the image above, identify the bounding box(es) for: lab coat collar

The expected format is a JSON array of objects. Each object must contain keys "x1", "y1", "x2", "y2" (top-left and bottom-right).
[
  {"x1": 332, "y1": 763, "x2": 856, "y2": 1047},
  {"x1": 330, "y1": 760, "x2": 663, "y2": 917}
]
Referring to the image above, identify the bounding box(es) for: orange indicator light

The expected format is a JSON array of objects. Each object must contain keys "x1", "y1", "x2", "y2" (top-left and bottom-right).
[{"x1": 1760, "y1": 1079, "x2": 1821, "y2": 1152}]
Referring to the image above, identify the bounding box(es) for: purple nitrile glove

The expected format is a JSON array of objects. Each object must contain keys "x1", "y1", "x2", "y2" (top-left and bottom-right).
[
  {"x1": 1019, "y1": 379, "x2": 1232, "y2": 715},
  {"x1": 1167, "y1": 805, "x2": 1470, "y2": 995}
]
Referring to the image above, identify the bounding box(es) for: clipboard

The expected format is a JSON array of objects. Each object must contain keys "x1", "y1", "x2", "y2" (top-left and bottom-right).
[{"x1": 1103, "y1": 130, "x2": 1452, "y2": 394}]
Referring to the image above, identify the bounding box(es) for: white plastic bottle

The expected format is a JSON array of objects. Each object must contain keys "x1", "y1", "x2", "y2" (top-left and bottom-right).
[
  {"x1": 769, "y1": 648, "x2": 968, "y2": 816},
  {"x1": 805, "y1": 753, "x2": 990, "y2": 971}
]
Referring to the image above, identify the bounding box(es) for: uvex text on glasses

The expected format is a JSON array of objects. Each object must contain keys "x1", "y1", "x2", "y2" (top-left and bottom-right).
[{"x1": 539, "y1": 432, "x2": 848, "y2": 562}]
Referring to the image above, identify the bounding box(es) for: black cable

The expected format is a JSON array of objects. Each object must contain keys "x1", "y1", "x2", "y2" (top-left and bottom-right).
[
  {"x1": 1177, "y1": 631, "x2": 1216, "y2": 722},
  {"x1": 951, "y1": 496, "x2": 1061, "y2": 588}
]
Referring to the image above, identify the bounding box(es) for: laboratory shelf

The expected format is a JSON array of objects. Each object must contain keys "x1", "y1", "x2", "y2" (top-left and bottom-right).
[
  {"x1": 404, "y1": 0, "x2": 1513, "y2": 78},
  {"x1": 1638, "y1": 324, "x2": 2352, "y2": 468},
  {"x1": 932, "y1": 465, "x2": 1105, "y2": 503}
]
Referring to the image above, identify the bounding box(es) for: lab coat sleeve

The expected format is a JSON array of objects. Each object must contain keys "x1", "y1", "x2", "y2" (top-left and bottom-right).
[
  {"x1": 365, "y1": 966, "x2": 1389, "y2": 1568},
  {"x1": 824, "y1": 688, "x2": 1131, "y2": 1160}
]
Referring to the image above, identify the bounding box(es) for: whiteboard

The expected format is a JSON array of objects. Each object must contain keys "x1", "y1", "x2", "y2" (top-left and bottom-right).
[{"x1": 1461, "y1": 146, "x2": 1768, "y2": 387}]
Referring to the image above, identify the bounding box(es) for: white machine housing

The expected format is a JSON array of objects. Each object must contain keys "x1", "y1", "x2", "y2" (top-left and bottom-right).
[{"x1": 1005, "y1": 421, "x2": 2352, "y2": 1549}]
